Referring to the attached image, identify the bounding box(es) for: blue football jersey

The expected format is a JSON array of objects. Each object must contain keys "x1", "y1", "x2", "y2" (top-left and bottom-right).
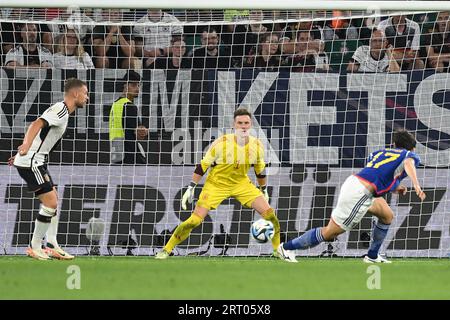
[{"x1": 356, "y1": 148, "x2": 420, "y2": 196}]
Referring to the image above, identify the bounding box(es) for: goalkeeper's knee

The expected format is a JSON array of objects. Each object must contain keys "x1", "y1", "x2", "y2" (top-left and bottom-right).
[
  {"x1": 182, "y1": 213, "x2": 203, "y2": 229},
  {"x1": 169, "y1": 213, "x2": 203, "y2": 244}
]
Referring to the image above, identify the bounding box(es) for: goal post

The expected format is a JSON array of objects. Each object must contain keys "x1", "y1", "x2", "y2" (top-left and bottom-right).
[
  {"x1": 3, "y1": 0, "x2": 450, "y2": 11},
  {"x1": 0, "y1": 2, "x2": 449, "y2": 258}
]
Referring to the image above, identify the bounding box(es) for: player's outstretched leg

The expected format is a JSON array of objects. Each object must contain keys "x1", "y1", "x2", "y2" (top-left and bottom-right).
[
  {"x1": 283, "y1": 227, "x2": 325, "y2": 250},
  {"x1": 44, "y1": 215, "x2": 75, "y2": 260},
  {"x1": 156, "y1": 213, "x2": 203, "y2": 259},
  {"x1": 278, "y1": 219, "x2": 344, "y2": 262}
]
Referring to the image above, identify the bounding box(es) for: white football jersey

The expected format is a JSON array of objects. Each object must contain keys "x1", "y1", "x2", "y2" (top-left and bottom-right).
[
  {"x1": 133, "y1": 12, "x2": 183, "y2": 50},
  {"x1": 14, "y1": 102, "x2": 69, "y2": 168},
  {"x1": 4, "y1": 44, "x2": 53, "y2": 67},
  {"x1": 352, "y1": 46, "x2": 390, "y2": 72},
  {"x1": 377, "y1": 17, "x2": 421, "y2": 51},
  {"x1": 53, "y1": 52, "x2": 95, "y2": 69}
]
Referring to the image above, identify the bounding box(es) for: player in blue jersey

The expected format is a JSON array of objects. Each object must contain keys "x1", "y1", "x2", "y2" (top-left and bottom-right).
[{"x1": 277, "y1": 129, "x2": 426, "y2": 263}]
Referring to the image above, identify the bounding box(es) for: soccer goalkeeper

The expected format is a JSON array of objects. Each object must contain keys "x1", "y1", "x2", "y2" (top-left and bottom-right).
[{"x1": 155, "y1": 108, "x2": 283, "y2": 259}]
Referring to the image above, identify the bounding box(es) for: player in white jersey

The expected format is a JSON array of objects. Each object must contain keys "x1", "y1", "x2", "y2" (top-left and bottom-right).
[{"x1": 8, "y1": 78, "x2": 89, "y2": 260}]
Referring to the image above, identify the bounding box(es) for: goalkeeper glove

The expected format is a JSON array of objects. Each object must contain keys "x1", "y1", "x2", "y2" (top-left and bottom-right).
[
  {"x1": 259, "y1": 185, "x2": 269, "y2": 203},
  {"x1": 181, "y1": 182, "x2": 197, "y2": 210}
]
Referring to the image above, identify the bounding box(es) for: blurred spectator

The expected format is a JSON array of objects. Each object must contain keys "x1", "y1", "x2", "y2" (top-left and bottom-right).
[
  {"x1": 134, "y1": 10, "x2": 183, "y2": 59},
  {"x1": 314, "y1": 19, "x2": 337, "y2": 41},
  {"x1": 44, "y1": 8, "x2": 62, "y2": 20},
  {"x1": 1, "y1": 9, "x2": 21, "y2": 48},
  {"x1": 244, "y1": 32, "x2": 282, "y2": 70},
  {"x1": 1, "y1": 12, "x2": 20, "y2": 65},
  {"x1": 285, "y1": 29, "x2": 329, "y2": 72},
  {"x1": 83, "y1": 8, "x2": 104, "y2": 22},
  {"x1": 66, "y1": 8, "x2": 96, "y2": 37},
  {"x1": 223, "y1": 9, "x2": 249, "y2": 22},
  {"x1": 92, "y1": 9, "x2": 136, "y2": 69},
  {"x1": 65, "y1": 8, "x2": 96, "y2": 56},
  {"x1": 188, "y1": 26, "x2": 230, "y2": 69},
  {"x1": 1, "y1": 8, "x2": 12, "y2": 17},
  {"x1": 146, "y1": 37, "x2": 191, "y2": 69},
  {"x1": 378, "y1": 14, "x2": 425, "y2": 70},
  {"x1": 43, "y1": 9, "x2": 94, "y2": 54},
  {"x1": 47, "y1": 7, "x2": 95, "y2": 54},
  {"x1": 423, "y1": 11, "x2": 450, "y2": 72},
  {"x1": 4, "y1": 23, "x2": 53, "y2": 68},
  {"x1": 347, "y1": 29, "x2": 400, "y2": 73},
  {"x1": 46, "y1": 9, "x2": 72, "y2": 53},
  {"x1": 1, "y1": 9, "x2": 51, "y2": 62},
  {"x1": 53, "y1": 27, "x2": 94, "y2": 69},
  {"x1": 222, "y1": 10, "x2": 272, "y2": 68},
  {"x1": 355, "y1": 18, "x2": 377, "y2": 45},
  {"x1": 280, "y1": 11, "x2": 324, "y2": 56},
  {"x1": 322, "y1": 10, "x2": 359, "y2": 40},
  {"x1": 267, "y1": 11, "x2": 284, "y2": 32}
]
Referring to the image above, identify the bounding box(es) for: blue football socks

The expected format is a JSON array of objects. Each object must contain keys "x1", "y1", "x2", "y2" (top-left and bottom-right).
[
  {"x1": 283, "y1": 227, "x2": 324, "y2": 250},
  {"x1": 367, "y1": 221, "x2": 390, "y2": 259}
]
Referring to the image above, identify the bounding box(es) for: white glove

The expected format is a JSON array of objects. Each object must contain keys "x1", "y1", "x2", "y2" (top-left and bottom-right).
[
  {"x1": 260, "y1": 185, "x2": 269, "y2": 203},
  {"x1": 181, "y1": 182, "x2": 197, "y2": 210}
]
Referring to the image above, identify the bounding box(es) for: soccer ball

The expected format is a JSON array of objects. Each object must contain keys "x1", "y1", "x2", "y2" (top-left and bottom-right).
[
  {"x1": 251, "y1": 219, "x2": 274, "y2": 243},
  {"x1": 86, "y1": 217, "x2": 105, "y2": 242}
]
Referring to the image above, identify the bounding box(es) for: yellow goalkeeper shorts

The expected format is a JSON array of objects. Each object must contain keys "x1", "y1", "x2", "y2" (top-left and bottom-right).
[{"x1": 196, "y1": 179, "x2": 263, "y2": 210}]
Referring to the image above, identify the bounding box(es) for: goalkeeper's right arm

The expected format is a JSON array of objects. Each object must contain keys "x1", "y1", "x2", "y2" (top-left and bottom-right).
[
  {"x1": 181, "y1": 172, "x2": 203, "y2": 210},
  {"x1": 181, "y1": 139, "x2": 219, "y2": 210}
]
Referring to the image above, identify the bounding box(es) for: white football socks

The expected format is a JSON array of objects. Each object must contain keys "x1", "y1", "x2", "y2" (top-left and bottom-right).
[
  {"x1": 31, "y1": 220, "x2": 50, "y2": 250},
  {"x1": 46, "y1": 215, "x2": 60, "y2": 248},
  {"x1": 30, "y1": 205, "x2": 56, "y2": 250}
]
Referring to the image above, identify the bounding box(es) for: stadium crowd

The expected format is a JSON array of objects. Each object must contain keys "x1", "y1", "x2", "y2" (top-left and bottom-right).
[{"x1": 1, "y1": 8, "x2": 450, "y2": 72}]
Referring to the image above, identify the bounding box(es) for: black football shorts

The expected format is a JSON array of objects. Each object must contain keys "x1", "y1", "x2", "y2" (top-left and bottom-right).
[{"x1": 16, "y1": 165, "x2": 55, "y2": 195}]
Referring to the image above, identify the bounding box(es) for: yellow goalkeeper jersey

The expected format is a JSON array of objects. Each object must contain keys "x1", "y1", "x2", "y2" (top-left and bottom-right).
[{"x1": 200, "y1": 134, "x2": 266, "y2": 188}]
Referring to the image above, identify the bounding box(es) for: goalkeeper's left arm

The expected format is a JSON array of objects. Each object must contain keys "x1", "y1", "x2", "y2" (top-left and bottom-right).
[{"x1": 254, "y1": 141, "x2": 269, "y2": 202}]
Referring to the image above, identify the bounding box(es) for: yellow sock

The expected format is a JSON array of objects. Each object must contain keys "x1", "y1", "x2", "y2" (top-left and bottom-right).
[
  {"x1": 262, "y1": 208, "x2": 280, "y2": 250},
  {"x1": 164, "y1": 213, "x2": 203, "y2": 253}
]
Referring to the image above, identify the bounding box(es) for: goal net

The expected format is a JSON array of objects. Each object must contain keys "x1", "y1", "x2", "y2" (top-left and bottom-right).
[{"x1": 0, "y1": 4, "x2": 449, "y2": 258}]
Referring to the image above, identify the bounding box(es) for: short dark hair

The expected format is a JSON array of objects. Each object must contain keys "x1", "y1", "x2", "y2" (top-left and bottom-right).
[
  {"x1": 297, "y1": 29, "x2": 311, "y2": 40},
  {"x1": 393, "y1": 129, "x2": 416, "y2": 150},
  {"x1": 234, "y1": 108, "x2": 252, "y2": 119},
  {"x1": 171, "y1": 35, "x2": 184, "y2": 45},
  {"x1": 122, "y1": 70, "x2": 141, "y2": 91},
  {"x1": 123, "y1": 70, "x2": 141, "y2": 83},
  {"x1": 64, "y1": 78, "x2": 87, "y2": 93},
  {"x1": 203, "y1": 25, "x2": 220, "y2": 35},
  {"x1": 259, "y1": 32, "x2": 280, "y2": 44}
]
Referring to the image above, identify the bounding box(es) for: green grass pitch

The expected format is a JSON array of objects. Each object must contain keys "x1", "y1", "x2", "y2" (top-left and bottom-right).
[{"x1": 1, "y1": 256, "x2": 449, "y2": 299}]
